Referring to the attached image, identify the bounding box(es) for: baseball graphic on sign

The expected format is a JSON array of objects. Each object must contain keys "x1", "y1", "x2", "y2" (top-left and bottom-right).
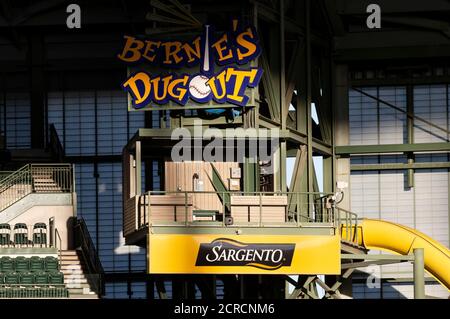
[{"x1": 189, "y1": 75, "x2": 211, "y2": 99}]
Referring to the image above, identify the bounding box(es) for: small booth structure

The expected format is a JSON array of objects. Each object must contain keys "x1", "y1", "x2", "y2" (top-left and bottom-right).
[{"x1": 122, "y1": 128, "x2": 341, "y2": 275}]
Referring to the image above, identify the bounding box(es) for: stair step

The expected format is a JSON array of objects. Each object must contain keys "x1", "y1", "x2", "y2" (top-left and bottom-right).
[
  {"x1": 60, "y1": 250, "x2": 78, "y2": 255},
  {"x1": 66, "y1": 283, "x2": 91, "y2": 289},
  {"x1": 61, "y1": 266, "x2": 83, "y2": 271},
  {"x1": 60, "y1": 255, "x2": 80, "y2": 259},
  {"x1": 61, "y1": 259, "x2": 81, "y2": 263},
  {"x1": 62, "y1": 270, "x2": 84, "y2": 275},
  {"x1": 68, "y1": 287, "x2": 95, "y2": 295},
  {"x1": 65, "y1": 278, "x2": 88, "y2": 284},
  {"x1": 61, "y1": 258, "x2": 81, "y2": 265},
  {"x1": 69, "y1": 293, "x2": 99, "y2": 299},
  {"x1": 64, "y1": 274, "x2": 87, "y2": 280}
]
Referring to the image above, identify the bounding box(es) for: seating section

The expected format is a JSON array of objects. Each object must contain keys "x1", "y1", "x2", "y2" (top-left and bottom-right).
[
  {"x1": 0, "y1": 223, "x2": 48, "y2": 248},
  {"x1": 0, "y1": 256, "x2": 68, "y2": 298}
]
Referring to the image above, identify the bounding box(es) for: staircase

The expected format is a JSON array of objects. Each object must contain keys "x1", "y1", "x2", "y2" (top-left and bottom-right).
[
  {"x1": 336, "y1": 207, "x2": 367, "y2": 254},
  {"x1": 33, "y1": 172, "x2": 63, "y2": 193},
  {"x1": 0, "y1": 164, "x2": 72, "y2": 212},
  {"x1": 60, "y1": 250, "x2": 99, "y2": 299}
]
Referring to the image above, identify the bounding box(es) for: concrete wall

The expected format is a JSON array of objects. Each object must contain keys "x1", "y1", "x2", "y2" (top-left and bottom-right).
[
  {"x1": 0, "y1": 193, "x2": 75, "y2": 250},
  {"x1": 7, "y1": 205, "x2": 74, "y2": 250}
]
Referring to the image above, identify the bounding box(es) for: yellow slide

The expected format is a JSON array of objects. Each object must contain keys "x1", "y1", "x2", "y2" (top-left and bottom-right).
[{"x1": 346, "y1": 219, "x2": 450, "y2": 290}]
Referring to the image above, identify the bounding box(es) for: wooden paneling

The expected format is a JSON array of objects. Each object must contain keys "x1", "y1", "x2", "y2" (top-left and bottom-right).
[
  {"x1": 230, "y1": 195, "x2": 287, "y2": 224},
  {"x1": 148, "y1": 194, "x2": 193, "y2": 223},
  {"x1": 164, "y1": 161, "x2": 239, "y2": 213},
  {"x1": 123, "y1": 197, "x2": 136, "y2": 236}
]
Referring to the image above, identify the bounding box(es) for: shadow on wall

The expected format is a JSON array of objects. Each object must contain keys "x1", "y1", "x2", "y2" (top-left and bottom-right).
[{"x1": 67, "y1": 216, "x2": 76, "y2": 250}]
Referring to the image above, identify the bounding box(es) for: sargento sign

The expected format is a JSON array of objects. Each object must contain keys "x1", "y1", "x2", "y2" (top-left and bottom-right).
[
  {"x1": 117, "y1": 21, "x2": 263, "y2": 110},
  {"x1": 195, "y1": 238, "x2": 295, "y2": 270},
  {"x1": 148, "y1": 234, "x2": 341, "y2": 274}
]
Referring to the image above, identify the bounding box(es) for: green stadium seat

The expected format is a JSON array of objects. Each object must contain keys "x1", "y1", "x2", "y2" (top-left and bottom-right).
[
  {"x1": 44, "y1": 256, "x2": 59, "y2": 272},
  {"x1": 19, "y1": 272, "x2": 35, "y2": 285},
  {"x1": 14, "y1": 256, "x2": 30, "y2": 273},
  {"x1": 30, "y1": 256, "x2": 44, "y2": 272},
  {"x1": 34, "y1": 272, "x2": 49, "y2": 285},
  {"x1": 14, "y1": 223, "x2": 29, "y2": 246},
  {"x1": 4, "y1": 272, "x2": 19, "y2": 285},
  {"x1": 1, "y1": 257, "x2": 14, "y2": 273},
  {"x1": 49, "y1": 272, "x2": 64, "y2": 285},
  {"x1": 0, "y1": 223, "x2": 11, "y2": 246},
  {"x1": 33, "y1": 223, "x2": 47, "y2": 247}
]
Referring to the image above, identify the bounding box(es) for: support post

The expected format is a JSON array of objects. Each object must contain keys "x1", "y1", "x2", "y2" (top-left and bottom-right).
[
  {"x1": 406, "y1": 85, "x2": 415, "y2": 188},
  {"x1": 136, "y1": 141, "x2": 142, "y2": 196},
  {"x1": 413, "y1": 248, "x2": 425, "y2": 299},
  {"x1": 305, "y1": 0, "x2": 313, "y2": 216}
]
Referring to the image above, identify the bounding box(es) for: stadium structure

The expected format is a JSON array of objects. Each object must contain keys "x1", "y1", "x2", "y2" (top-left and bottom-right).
[{"x1": 0, "y1": 0, "x2": 449, "y2": 299}]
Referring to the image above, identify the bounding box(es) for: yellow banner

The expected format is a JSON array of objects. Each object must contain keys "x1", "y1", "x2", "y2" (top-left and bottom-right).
[{"x1": 148, "y1": 234, "x2": 340, "y2": 274}]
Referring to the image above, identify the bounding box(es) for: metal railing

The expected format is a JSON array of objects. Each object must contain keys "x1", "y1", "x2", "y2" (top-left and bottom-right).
[
  {"x1": 336, "y1": 207, "x2": 360, "y2": 244},
  {"x1": 30, "y1": 164, "x2": 73, "y2": 193},
  {"x1": 137, "y1": 190, "x2": 335, "y2": 228},
  {"x1": 0, "y1": 164, "x2": 73, "y2": 212},
  {"x1": 55, "y1": 228, "x2": 62, "y2": 270},
  {"x1": 0, "y1": 171, "x2": 14, "y2": 184},
  {"x1": 74, "y1": 217, "x2": 105, "y2": 296}
]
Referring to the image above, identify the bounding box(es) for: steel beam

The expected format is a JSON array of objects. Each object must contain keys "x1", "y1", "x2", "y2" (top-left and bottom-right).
[
  {"x1": 325, "y1": 268, "x2": 354, "y2": 298},
  {"x1": 342, "y1": 254, "x2": 415, "y2": 261},
  {"x1": 342, "y1": 259, "x2": 411, "y2": 270},
  {"x1": 287, "y1": 275, "x2": 317, "y2": 299},
  {"x1": 336, "y1": 143, "x2": 450, "y2": 155},
  {"x1": 351, "y1": 162, "x2": 450, "y2": 171},
  {"x1": 336, "y1": 0, "x2": 450, "y2": 14},
  {"x1": 350, "y1": 76, "x2": 450, "y2": 87}
]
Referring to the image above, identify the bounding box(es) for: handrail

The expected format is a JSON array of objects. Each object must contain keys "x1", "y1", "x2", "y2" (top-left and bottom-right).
[
  {"x1": 74, "y1": 217, "x2": 105, "y2": 296},
  {"x1": 336, "y1": 206, "x2": 359, "y2": 244},
  {"x1": 55, "y1": 228, "x2": 62, "y2": 270},
  {"x1": 0, "y1": 171, "x2": 15, "y2": 184},
  {"x1": 138, "y1": 190, "x2": 335, "y2": 228},
  {"x1": 48, "y1": 124, "x2": 65, "y2": 162},
  {"x1": 0, "y1": 164, "x2": 30, "y2": 191},
  {"x1": 0, "y1": 163, "x2": 73, "y2": 212}
]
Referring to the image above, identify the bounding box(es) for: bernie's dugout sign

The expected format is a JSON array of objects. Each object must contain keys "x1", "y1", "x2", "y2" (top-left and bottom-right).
[{"x1": 117, "y1": 21, "x2": 263, "y2": 111}]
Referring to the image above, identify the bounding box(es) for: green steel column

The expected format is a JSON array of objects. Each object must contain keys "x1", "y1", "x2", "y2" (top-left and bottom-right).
[
  {"x1": 279, "y1": 0, "x2": 287, "y2": 193},
  {"x1": 136, "y1": 140, "x2": 142, "y2": 196},
  {"x1": 280, "y1": 142, "x2": 287, "y2": 192},
  {"x1": 305, "y1": 0, "x2": 313, "y2": 215},
  {"x1": 407, "y1": 85, "x2": 415, "y2": 188},
  {"x1": 243, "y1": 157, "x2": 258, "y2": 192},
  {"x1": 323, "y1": 156, "x2": 333, "y2": 193},
  {"x1": 413, "y1": 248, "x2": 425, "y2": 299}
]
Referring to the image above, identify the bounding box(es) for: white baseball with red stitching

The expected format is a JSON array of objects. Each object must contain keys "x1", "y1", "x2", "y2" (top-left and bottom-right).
[{"x1": 189, "y1": 75, "x2": 211, "y2": 99}]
